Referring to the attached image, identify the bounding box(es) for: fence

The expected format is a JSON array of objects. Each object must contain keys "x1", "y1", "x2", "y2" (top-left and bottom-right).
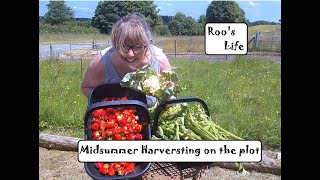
[
  {"x1": 249, "y1": 30, "x2": 281, "y2": 52},
  {"x1": 39, "y1": 31, "x2": 281, "y2": 60},
  {"x1": 39, "y1": 40, "x2": 111, "y2": 60}
]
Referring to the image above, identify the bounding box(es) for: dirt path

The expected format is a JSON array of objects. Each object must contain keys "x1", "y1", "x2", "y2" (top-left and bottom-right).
[{"x1": 39, "y1": 147, "x2": 281, "y2": 180}]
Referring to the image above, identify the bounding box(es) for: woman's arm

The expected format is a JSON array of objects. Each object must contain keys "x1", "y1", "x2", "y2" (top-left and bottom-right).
[
  {"x1": 159, "y1": 55, "x2": 172, "y2": 73},
  {"x1": 81, "y1": 54, "x2": 105, "y2": 98}
]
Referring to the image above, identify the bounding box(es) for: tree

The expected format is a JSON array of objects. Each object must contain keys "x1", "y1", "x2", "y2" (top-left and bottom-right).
[
  {"x1": 43, "y1": 0, "x2": 74, "y2": 25},
  {"x1": 161, "y1": 15, "x2": 172, "y2": 25},
  {"x1": 206, "y1": 1, "x2": 246, "y2": 23},
  {"x1": 198, "y1": 15, "x2": 207, "y2": 24},
  {"x1": 197, "y1": 15, "x2": 207, "y2": 35},
  {"x1": 91, "y1": 1, "x2": 162, "y2": 34},
  {"x1": 168, "y1": 12, "x2": 198, "y2": 36},
  {"x1": 157, "y1": 25, "x2": 171, "y2": 36}
]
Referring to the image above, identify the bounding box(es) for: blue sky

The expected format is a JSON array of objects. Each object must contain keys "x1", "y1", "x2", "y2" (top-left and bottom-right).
[{"x1": 39, "y1": 0, "x2": 281, "y2": 22}]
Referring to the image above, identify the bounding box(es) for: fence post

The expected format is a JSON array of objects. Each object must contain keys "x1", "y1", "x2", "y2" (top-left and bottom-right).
[
  {"x1": 92, "y1": 40, "x2": 95, "y2": 49},
  {"x1": 174, "y1": 39, "x2": 177, "y2": 57},
  {"x1": 189, "y1": 37, "x2": 192, "y2": 52},
  {"x1": 80, "y1": 57, "x2": 83, "y2": 80},
  {"x1": 271, "y1": 31, "x2": 275, "y2": 51},
  {"x1": 254, "y1": 31, "x2": 260, "y2": 51},
  {"x1": 70, "y1": 44, "x2": 71, "y2": 53},
  {"x1": 50, "y1": 45, "x2": 53, "y2": 59}
]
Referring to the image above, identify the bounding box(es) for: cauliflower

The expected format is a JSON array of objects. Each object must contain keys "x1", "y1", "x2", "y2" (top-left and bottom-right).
[
  {"x1": 121, "y1": 65, "x2": 183, "y2": 103},
  {"x1": 142, "y1": 75, "x2": 160, "y2": 95}
]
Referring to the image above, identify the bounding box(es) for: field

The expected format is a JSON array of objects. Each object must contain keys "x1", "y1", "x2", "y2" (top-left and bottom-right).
[{"x1": 39, "y1": 56, "x2": 281, "y2": 150}]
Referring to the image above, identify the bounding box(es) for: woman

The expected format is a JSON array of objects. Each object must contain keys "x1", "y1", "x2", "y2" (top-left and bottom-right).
[{"x1": 81, "y1": 13, "x2": 172, "y2": 106}]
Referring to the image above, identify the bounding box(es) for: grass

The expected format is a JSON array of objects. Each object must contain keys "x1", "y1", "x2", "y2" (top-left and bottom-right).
[
  {"x1": 39, "y1": 33, "x2": 110, "y2": 44},
  {"x1": 39, "y1": 60, "x2": 90, "y2": 137},
  {"x1": 39, "y1": 56, "x2": 281, "y2": 150},
  {"x1": 248, "y1": 25, "x2": 281, "y2": 32},
  {"x1": 171, "y1": 57, "x2": 281, "y2": 149}
]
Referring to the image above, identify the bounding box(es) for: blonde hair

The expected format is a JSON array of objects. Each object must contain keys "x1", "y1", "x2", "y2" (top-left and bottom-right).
[{"x1": 111, "y1": 13, "x2": 153, "y2": 58}]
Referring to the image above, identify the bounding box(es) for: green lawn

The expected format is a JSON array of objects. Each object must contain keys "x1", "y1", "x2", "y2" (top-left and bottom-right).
[{"x1": 39, "y1": 56, "x2": 281, "y2": 150}]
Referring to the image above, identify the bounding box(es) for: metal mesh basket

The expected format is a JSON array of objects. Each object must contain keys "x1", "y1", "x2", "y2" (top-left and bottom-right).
[{"x1": 141, "y1": 162, "x2": 211, "y2": 179}]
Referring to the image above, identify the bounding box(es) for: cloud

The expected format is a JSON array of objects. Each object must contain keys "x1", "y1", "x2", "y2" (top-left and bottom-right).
[
  {"x1": 73, "y1": 6, "x2": 90, "y2": 11},
  {"x1": 248, "y1": 1, "x2": 260, "y2": 7}
]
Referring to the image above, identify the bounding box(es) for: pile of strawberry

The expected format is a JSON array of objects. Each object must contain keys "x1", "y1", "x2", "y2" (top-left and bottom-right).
[
  {"x1": 90, "y1": 96, "x2": 144, "y2": 176},
  {"x1": 94, "y1": 162, "x2": 135, "y2": 176}
]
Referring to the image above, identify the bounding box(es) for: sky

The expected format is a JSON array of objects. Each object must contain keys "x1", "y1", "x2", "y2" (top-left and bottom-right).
[{"x1": 39, "y1": 0, "x2": 281, "y2": 23}]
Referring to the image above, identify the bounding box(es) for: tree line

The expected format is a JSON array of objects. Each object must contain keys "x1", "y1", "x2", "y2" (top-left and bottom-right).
[{"x1": 41, "y1": 0, "x2": 280, "y2": 36}]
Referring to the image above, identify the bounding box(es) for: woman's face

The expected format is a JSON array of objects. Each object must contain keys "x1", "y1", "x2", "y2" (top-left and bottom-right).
[{"x1": 121, "y1": 42, "x2": 146, "y2": 63}]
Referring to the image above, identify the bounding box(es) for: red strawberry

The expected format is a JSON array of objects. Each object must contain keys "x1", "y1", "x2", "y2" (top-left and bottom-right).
[
  {"x1": 92, "y1": 131, "x2": 101, "y2": 140},
  {"x1": 135, "y1": 134, "x2": 143, "y2": 140},
  {"x1": 105, "y1": 121, "x2": 114, "y2": 129},
  {"x1": 108, "y1": 166, "x2": 116, "y2": 176},
  {"x1": 93, "y1": 118, "x2": 100, "y2": 124},
  {"x1": 114, "y1": 134, "x2": 122, "y2": 140},
  {"x1": 98, "y1": 168, "x2": 108, "y2": 175},
  {"x1": 94, "y1": 162, "x2": 104, "y2": 169},
  {"x1": 126, "y1": 134, "x2": 135, "y2": 140},
  {"x1": 102, "y1": 163, "x2": 109, "y2": 169},
  {"x1": 100, "y1": 121, "x2": 106, "y2": 131},
  {"x1": 134, "y1": 124, "x2": 143, "y2": 133},
  {"x1": 113, "y1": 162, "x2": 121, "y2": 171},
  {"x1": 91, "y1": 123, "x2": 99, "y2": 131},
  {"x1": 106, "y1": 129, "x2": 113, "y2": 137}
]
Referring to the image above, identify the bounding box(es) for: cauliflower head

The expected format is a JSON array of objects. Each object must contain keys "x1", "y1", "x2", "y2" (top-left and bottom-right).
[{"x1": 142, "y1": 75, "x2": 161, "y2": 95}]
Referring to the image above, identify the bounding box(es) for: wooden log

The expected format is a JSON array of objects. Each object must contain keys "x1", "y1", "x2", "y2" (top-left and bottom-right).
[
  {"x1": 39, "y1": 134, "x2": 82, "y2": 151},
  {"x1": 39, "y1": 134, "x2": 281, "y2": 175},
  {"x1": 214, "y1": 156, "x2": 281, "y2": 175}
]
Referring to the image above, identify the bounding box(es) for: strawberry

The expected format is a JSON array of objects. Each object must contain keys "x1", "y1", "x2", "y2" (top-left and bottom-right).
[
  {"x1": 108, "y1": 166, "x2": 116, "y2": 176},
  {"x1": 91, "y1": 123, "x2": 100, "y2": 131},
  {"x1": 93, "y1": 118, "x2": 100, "y2": 124},
  {"x1": 126, "y1": 134, "x2": 135, "y2": 140},
  {"x1": 98, "y1": 168, "x2": 108, "y2": 175},
  {"x1": 92, "y1": 109, "x2": 107, "y2": 118},
  {"x1": 120, "y1": 118, "x2": 128, "y2": 126},
  {"x1": 120, "y1": 97, "x2": 128, "y2": 100},
  {"x1": 106, "y1": 129, "x2": 113, "y2": 137},
  {"x1": 117, "y1": 169, "x2": 128, "y2": 176},
  {"x1": 134, "y1": 124, "x2": 143, "y2": 133},
  {"x1": 135, "y1": 133, "x2": 143, "y2": 140},
  {"x1": 101, "y1": 130, "x2": 107, "y2": 140},
  {"x1": 92, "y1": 109, "x2": 102, "y2": 118},
  {"x1": 102, "y1": 163, "x2": 109, "y2": 169},
  {"x1": 105, "y1": 121, "x2": 114, "y2": 129},
  {"x1": 94, "y1": 162, "x2": 104, "y2": 169},
  {"x1": 114, "y1": 134, "x2": 122, "y2": 140},
  {"x1": 124, "y1": 162, "x2": 135, "y2": 172},
  {"x1": 92, "y1": 131, "x2": 101, "y2": 140},
  {"x1": 113, "y1": 162, "x2": 122, "y2": 171},
  {"x1": 100, "y1": 121, "x2": 106, "y2": 131}
]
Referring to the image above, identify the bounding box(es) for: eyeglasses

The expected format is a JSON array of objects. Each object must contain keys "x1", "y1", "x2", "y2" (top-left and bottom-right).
[{"x1": 123, "y1": 44, "x2": 145, "y2": 54}]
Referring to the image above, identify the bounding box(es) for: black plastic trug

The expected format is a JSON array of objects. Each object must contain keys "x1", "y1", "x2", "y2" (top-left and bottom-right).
[
  {"x1": 83, "y1": 100, "x2": 152, "y2": 180},
  {"x1": 84, "y1": 162, "x2": 151, "y2": 180},
  {"x1": 87, "y1": 83, "x2": 147, "y2": 108},
  {"x1": 151, "y1": 97, "x2": 210, "y2": 138},
  {"x1": 150, "y1": 97, "x2": 212, "y2": 171}
]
